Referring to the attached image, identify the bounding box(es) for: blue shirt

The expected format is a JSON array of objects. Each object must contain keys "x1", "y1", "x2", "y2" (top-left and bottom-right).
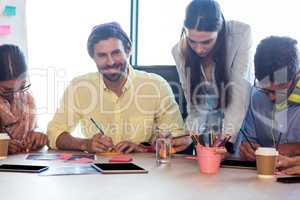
[{"x1": 237, "y1": 87, "x2": 300, "y2": 148}]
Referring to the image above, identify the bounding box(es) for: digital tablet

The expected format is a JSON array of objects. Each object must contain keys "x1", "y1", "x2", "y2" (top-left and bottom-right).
[
  {"x1": 220, "y1": 159, "x2": 256, "y2": 170},
  {"x1": 92, "y1": 163, "x2": 148, "y2": 174},
  {"x1": 0, "y1": 164, "x2": 49, "y2": 173}
]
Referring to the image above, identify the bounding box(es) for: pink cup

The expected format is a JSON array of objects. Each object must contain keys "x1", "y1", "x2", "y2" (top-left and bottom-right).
[{"x1": 196, "y1": 145, "x2": 221, "y2": 174}]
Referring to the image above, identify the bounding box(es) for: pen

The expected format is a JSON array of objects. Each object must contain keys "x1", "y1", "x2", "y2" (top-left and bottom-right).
[
  {"x1": 90, "y1": 118, "x2": 105, "y2": 135},
  {"x1": 172, "y1": 134, "x2": 190, "y2": 139},
  {"x1": 208, "y1": 130, "x2": 215, "y2": 147},
  {"x1": 217, "y1": 135, "x2": 232, "y2": 147},
  {"x1": 276, "y1": 132, "x2": 282, "y2": 150},
  {"x1": 240, "y1": 129, "x2": 256, "y2": 151},
  {"x1": 198, "y1": 134, "x2": 206, "y2": 146},
  {"x1": 191, "y1": 134, "x2": 199, "y2": 145},
  {"x1": 90, "y1": 118, "x2": 115, "y2": 152}
]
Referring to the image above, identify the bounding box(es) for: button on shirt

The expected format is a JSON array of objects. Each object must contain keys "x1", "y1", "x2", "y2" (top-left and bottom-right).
[{"x1": 47, "y1": 66, "x2": 184, "y2": 149}]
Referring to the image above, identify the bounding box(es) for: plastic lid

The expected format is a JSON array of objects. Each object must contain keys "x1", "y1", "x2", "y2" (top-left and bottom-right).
[
  {"x1": 0, "y1": 133, "x2": 10, "y2": 140},
  {"x1": 255, "y1": 147, "x2": 278, "y2": 156}
]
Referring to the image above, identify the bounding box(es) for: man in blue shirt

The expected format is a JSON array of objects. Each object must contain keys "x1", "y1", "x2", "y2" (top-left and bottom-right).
[{"x1": 238, "y1": 36, "x2": 300, "y2": 160}]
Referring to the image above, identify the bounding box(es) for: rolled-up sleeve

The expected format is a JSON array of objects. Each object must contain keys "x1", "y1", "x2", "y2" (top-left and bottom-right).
[{"x1": 47, "y1": 80, "x2": 82, "y2": 149}]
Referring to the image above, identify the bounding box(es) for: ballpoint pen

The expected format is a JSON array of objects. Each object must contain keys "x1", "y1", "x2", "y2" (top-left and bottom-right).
[
  {"x1": 276, "y1": 132, "x2": 282, "y2": 150},
  {"x1": 217, "y1": 135, "x2": 231, "y2": 147},
  {"x1": 90, "y1": 118, "x2": 114, "y2": 151},
  {"x1": 90, "y1": 118, "x2": 104, "y2": 135}
]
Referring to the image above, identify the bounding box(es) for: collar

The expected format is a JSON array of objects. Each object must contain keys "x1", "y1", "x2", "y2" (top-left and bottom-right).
[{"x1": 274, "y1": 77, "x2": 300, "y2": 111}]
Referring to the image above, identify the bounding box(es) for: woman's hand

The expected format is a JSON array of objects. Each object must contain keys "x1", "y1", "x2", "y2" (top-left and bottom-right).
[{"x1": 8, "y1": 139, "x2": 26, "y2": 154}]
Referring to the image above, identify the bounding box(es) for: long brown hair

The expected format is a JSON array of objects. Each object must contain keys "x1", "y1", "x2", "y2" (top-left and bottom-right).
[
  {"x1": 182, "y1": 0, "x2": 231, "y2": 108},
  {"x1": 0, "y1": 44, "x2": 27, "y2": 81}
]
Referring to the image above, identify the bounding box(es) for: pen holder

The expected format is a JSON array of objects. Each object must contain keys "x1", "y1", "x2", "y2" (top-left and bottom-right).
[{"x1": 196, "y1": 145, "x2": 221, "y2": 174}]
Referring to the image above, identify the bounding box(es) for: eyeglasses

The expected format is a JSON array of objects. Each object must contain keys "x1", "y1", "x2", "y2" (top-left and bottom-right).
[
  {"x1": 0, "y1": 83, "x2": 31, "y2": 98},
  {"x1": 254, "y1": 78, "x2": 291, "y2": 96}
]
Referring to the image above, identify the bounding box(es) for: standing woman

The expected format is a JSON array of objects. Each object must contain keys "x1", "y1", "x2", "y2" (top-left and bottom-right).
[
  {"x1": 0, "y1": 44, "x2": 48, "y2": 154},
  {"x1": 172, "y1": 0, "x2": 252, "y2": 149}
]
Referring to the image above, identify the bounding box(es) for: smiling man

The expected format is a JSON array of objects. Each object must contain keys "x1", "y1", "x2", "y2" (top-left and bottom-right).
[
  {"x1": 238, "y1": 36, "x2": 300, "y2": 160},
  {"x1": 47, "y1": 22, "x2": 191, "y2": 154}
]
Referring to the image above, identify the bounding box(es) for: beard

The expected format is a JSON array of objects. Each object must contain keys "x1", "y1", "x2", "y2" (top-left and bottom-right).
[{"x1": 98, "y1": 61, "x2": 128, "y2": 82}]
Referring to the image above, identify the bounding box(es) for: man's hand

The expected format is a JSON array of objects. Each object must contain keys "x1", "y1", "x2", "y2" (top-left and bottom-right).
[
  {"x1": 277, "y1": 155, "x2": 300, "y2": 175},
  {"x1": 87, "y1": 134, "x2": 114, "y2": 153},
  {"x1": 26, "y1": 132, "x2": 48, "y2": 151},
  {"x1": 114, "y1": 141, "x2": 144, "y2": 154},
  {"x1": 277, "y1": 155, "x2": 294, "y2": 169},
  {"x1": 239, "y1": 141, "x2": 260, "y2": 161},
  {"x1": 172, "y1": 136, "x2": 192, "y2": 153},
  {"x1": 278, "y1": 144, "x2": 299, "y2": 157},
  {"x1": 281, "y1": 165, "x2": 300, "y2": 175}
]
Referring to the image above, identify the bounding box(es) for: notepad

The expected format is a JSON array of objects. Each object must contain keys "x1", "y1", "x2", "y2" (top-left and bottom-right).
[
  {"x1": 109, "y1": 155, "x2": 133, "y2": 162},
  {"x1": 3, "y1": 6, "x2": 16, "y2": 16},
  {"x1": 0, "y1": 25, "x2": 11, "y2": 35},
  {"x1": 96, "y1": 151, "x2": 123, "y2": 157}
]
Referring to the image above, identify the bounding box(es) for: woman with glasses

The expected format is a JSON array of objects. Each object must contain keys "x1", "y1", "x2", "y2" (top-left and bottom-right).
[
  {"x1": 172, "y1": 0, "x2": 252, "y2": 150},
  {"x1": 0, "y1": 44, "x2": 48, "y2": 154}
]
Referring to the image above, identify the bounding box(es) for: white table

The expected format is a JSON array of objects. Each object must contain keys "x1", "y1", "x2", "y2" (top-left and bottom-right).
[{"x1": 0, "y1": 152, "x2": 299, "y2": 200}]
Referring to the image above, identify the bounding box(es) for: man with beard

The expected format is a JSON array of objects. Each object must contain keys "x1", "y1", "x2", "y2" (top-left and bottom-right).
[
  {"x1": 238, "y1": 36, "x2": 300, "y2": 160},
  {"x1": 47, "y1": 22, "x2": 191, "y2": 154}
]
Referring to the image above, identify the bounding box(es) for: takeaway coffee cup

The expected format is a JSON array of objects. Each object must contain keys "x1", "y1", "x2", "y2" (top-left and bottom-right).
[
  {"x1": 0, "y1": 133, "x2": 10, "y2": 160},
  {"x1": 255, "y1": 147, "x2": 278, "y2": 178}
]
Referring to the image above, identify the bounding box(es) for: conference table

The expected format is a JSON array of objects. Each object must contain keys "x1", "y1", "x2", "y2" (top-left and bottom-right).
[{"x1": 0, "y1": 151, "x2": 299, "y2": 200}]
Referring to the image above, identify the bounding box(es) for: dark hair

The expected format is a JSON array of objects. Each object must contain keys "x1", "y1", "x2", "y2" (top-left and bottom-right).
[
  {"x1": 254, "y1": 36, "x2": 298, "y2": 82},
  {"x1": 182, "y1": 0, "x2": 230, "y2": 108},
  {"x1": 0, "y1": 44, "x2": 27, "y2": 81},
  {"x1": 87, "y1": 22, "x2": 132, "y2": 58}
]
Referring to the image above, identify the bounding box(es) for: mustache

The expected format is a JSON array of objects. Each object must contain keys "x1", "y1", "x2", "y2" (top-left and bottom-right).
[{"x1": 101, "y1": 63, "x2": 123, "y2": 70}]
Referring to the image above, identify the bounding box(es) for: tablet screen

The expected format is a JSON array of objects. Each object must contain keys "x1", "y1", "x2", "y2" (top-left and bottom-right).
[
  {"x1": 92, "y1": 163, "x2": 148, "y2": 174},
  {"x1": 220, "y1": 159, "x2": 256, "y2": 169},
  {"x1": 0, "y1": 164, "x2": 49, "y2": 173},
  {"x1": 277, "y1": 176, "x2": 300, "y2": 183}
]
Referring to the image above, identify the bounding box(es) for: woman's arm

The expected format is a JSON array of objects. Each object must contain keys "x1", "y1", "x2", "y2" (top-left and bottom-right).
[{"x1": 224, "y1": 22, "x2": 253, "y2": 142}]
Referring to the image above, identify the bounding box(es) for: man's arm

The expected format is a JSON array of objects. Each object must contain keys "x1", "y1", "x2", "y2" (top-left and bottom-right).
[
  {"x1": 238, "y1": 99, "x2": 260, "y2": 160},
  {"x1": 278, "y1": 143, "x2": 300, "y2": 157},
  {"x1": 46, "y1": 81, "x2": 82, "y2": 149},
  {"x1": 223, "y1": 23, "x2": 252, "y2": 141},
  {"x1": 56, "y1": 132, "x2": 89, "y2": 151}
]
